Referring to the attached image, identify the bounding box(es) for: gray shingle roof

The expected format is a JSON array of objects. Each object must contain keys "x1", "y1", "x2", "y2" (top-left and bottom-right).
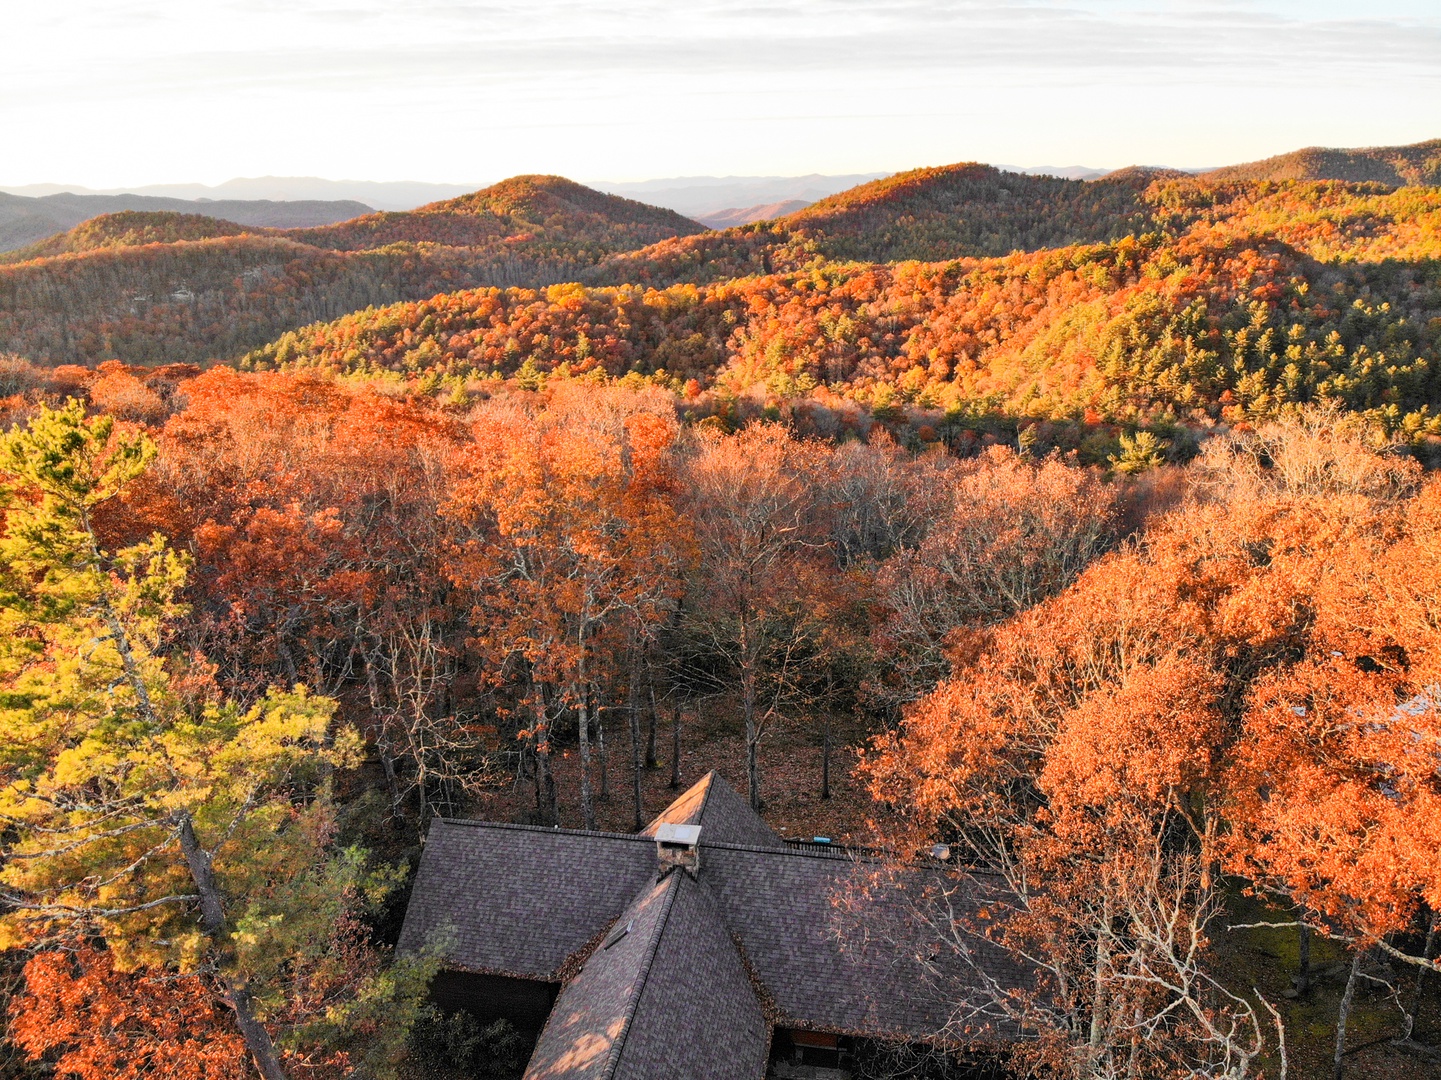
[
  {"x1": 401, "y1": 772, "x2": 1025, "y2": 1075},
  {"x1": 524, "y1": 871, "x2": 769, "y2": 1080},
  {"x1": 398, "y1": 820, "x2": 655, "y2": 979}
]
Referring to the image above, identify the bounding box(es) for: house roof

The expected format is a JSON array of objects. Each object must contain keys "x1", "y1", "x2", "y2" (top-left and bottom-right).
[
  {"x1": 400, "y1": 772, "x2": 1023, "y2": 1076},
  {"x1": 524, "y1": 870, "x2": 769, "y2": 1080}
]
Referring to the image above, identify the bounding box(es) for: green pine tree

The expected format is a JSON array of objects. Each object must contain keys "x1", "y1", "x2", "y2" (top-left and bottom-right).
[{"x1": 0, "y1": 402, "x2": 432, "y2": 1080}]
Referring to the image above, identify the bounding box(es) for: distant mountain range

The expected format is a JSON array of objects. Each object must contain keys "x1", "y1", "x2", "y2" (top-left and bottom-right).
[
  {"x1": 0, "y1": 178, "x2": 474, "y2": 212},
  {"x1": 2, "y1": 138, "x2": 1436, "y2": 372},
  {"x1": 696, "y1": 201, "x2": 812, "y2": 230},
  {"x1": 0, "y1": 175, "x2": 894, "y2": 223},
  {"x1": 0, "y1": 169, "x2": 1198, "y2": 237},
  {"x1": 587, "y1": 175, "x2": 889, "y2": 226}
]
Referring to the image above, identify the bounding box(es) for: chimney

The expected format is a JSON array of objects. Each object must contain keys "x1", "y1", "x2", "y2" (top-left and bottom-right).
[{"x1": 655, "y1": 823, "x2": 701, "y2": 876}]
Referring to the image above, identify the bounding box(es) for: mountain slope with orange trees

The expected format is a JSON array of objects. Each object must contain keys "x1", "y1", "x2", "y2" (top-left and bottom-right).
[
  {"x1": 0, "y1": 211, "x2": 256, "y2": 264},
  {"x1": 1203, "y1": 137, "x2": 1441, "y2": 186},
  {"x1": 586, "y1": 163, "x2": 1156, "y2": 287},
  {"x1": 5, "y1": 146, "x2": 1441, "y2": 378},
  {"x1": 246, "y1": 177, "x2": 1441, "y2": 445},
  {"x1": 0, "y1": 178, "x2": 706, "y2": 365},
  {"x1": 587, "y1": 144, "x2": 1439, "y2": 288},
  {"x1": 285, "y1": 174, "x2": 703, "y2": 252},
  {"x1": 0, "y1": 235, "x2": 547, "y2": 366},
  {"x1": 779, "y1": 162, "x2": 1154, "y2": 261}
]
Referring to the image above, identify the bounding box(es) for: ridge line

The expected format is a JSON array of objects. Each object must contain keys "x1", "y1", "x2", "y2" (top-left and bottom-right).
[{"x1": 599, "y1": 872, "x2": 683, "y2": 1080}]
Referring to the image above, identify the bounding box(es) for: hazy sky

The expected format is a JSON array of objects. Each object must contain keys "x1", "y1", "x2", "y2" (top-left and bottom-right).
[{"x1": 4, "y1": 0, "x2": 1438, "y2": 187}]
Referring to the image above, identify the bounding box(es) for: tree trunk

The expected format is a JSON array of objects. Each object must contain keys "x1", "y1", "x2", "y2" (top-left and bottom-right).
[
  {"x1": 670, "y1": 703, "x2": 682, "y2": 790},
  {"x1": 576, "y1": 689, "x2": 595, "y2": 831},
  {"x1": 378, "y1": 743, "x2": 402, "y2": 821},
  {"x1": 362, "y1": 658, "x2": 404, "y2": 821},
  {"x1": 596, "y1": 695, "x2": 609, "y2": 803},
  {"x1": 528, "y1": 737, "x2": 544, "y2": 822},
  {"x1": 821, "y1": 717, "x2": 831, "y2": 800},
  {"x1": 176, "y1": 813, "x2": 290, "y2": 1080},
  {"x1": 533, "y1": 687, "x2": 559, "y2": 827},
  {"x1": 742, "y1": 667, "x2": 760, "y2": 811},
  {"x1": 645, "y1": 679, "x2": 660, "y2": 770},
  {"x1": 628, "y1": 655, "x2": 644, "y2": 831},
  {"x1": 1333, "y1": 950, "x2": 1362, "y2": 1080},
  {"x1": 746, "y1": 736, "x2": 760, "y2": 812},
  {"x1": 1298, "y1": 922, "x2": 1312, "y2": 995},
  {"x1": 1410, "y1": 920, "x2": 1435, "y2": 1031},
  {"x1": 226, "y1": 985, "x2": 291, "y2": 1080},
  {"x1": 1089, "y1": 894, "x2": 1111, "y2": 1065},
  {"x1": 415, "y1": 757, "x2": 429, "y2": 828},
  {"x1": 539, "y1": 740, "x2": 558, "y2": 826}
]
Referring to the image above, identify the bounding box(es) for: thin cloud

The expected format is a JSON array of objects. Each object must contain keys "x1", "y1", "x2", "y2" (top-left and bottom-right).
[{"x1": 3, "y1": 1, "x2": 1438, "y2": 185}]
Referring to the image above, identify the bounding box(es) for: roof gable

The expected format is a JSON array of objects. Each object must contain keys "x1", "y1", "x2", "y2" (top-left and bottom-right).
[{"x1": 641, "y1": 772, "x2": 783, "y2": 850}]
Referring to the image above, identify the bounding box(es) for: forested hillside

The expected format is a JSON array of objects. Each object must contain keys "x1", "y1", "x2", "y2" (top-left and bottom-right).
[
  {"x1": 1204, "y1": 137, "x2": 1441, "y2": 186},
  {"x1": 7, "y1": 147, "x2": 1439, "y2": 383},
  {"x1": 584, "y1": 162, "x2": 1157, "y2": 286},
  {"x1": 247, "y1": 175, "x2": 1441, "y2": 447},
  {"x1": 781, "y1": 162, "x2": 1153, "y2": 261},
  {"x1": 0, "y1": 178, "x2": 705, "y2": 365},
  {"x1": 0, "y1": 236, "x2": 493, "y2": 366},
  {"x1": 0, "y1": 211, "x2": 254, "y2": 263},
  {"x1": 286, "y1": 174, "x2": 702, "y2": 252}
]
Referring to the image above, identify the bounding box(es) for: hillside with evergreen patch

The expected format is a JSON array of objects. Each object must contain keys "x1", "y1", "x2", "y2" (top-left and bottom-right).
[{"x1": 1203, "y1": 138, "x2": 1441, "y2": 186}]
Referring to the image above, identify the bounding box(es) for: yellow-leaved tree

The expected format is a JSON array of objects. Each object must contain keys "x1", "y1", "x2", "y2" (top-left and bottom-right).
[{"x1": 0, "y1": 402, "x2": 432, "y2": 1080}]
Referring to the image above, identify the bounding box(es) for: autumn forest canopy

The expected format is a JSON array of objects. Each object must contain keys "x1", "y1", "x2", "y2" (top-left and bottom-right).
[{"x1": 2, "y1": 139, "x2": 1441, "y2": 1080}]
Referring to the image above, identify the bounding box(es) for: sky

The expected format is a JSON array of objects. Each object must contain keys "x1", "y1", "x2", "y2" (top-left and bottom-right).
[{"x1": 3, "y1": 0, "x2": 1439, "y2": 188}]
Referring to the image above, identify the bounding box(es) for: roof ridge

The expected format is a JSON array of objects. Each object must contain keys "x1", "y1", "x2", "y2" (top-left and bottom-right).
[
  {"x1": 695, "y1": 770, "x2": 717, "y2": 825},
  {"x1": 432, "y1": 817, "x2": 1001, "y2": 876},
  {"x1": 702, "y1": 839, "x2": 863, "y2": 860},
  {"x1": 598, "y1": 872, "x2": 683, "y2": 1080},
  {"x1": 704, "y1": 839, "x2": 1011, "y2": 878},
  {"x1": 434, "y1": 818, "x2": 652, "y2": 843}
]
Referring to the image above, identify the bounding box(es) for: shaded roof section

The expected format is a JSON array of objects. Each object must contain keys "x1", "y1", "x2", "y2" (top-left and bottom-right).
[
  {"x1": 398, "y1": 819, "x2": 654, "y2": 979},
  {"x1": 703, "y1": 844, "x2": 1020, "y2": 1039},
  {"x1": 524, "y1": 871, "x2": 768, "y2": 1080},
  {"x1": 640, "y1": 772, "x2": 783, "y2": 850}
]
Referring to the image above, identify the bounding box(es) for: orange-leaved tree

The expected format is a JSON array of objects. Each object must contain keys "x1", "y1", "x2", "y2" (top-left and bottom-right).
[
  {"x1": 445, "y1": 383, "x2": 690, "y2": 829},
  {"x1": 680, "y1": 422, "x2": 841, "y2": 810},
  {"x1": 10, "y1": 946, "x2": 249, "y2": 1080},
  {"x1": 1220, "y1": 439, "x2": 1440, "y2": 1072},
  {"x1": 860, "y1": 414, "x2": 1432, "y2": 1078}
]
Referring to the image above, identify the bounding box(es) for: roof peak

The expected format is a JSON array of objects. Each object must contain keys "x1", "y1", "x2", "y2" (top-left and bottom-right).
[{"x1": 641, "y1": 772, "x2": 783, "y2": 850}]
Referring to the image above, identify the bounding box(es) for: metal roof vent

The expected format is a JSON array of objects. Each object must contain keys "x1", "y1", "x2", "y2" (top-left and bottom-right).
[{"x1": 655, "y1": 823, "x2": 701, "y2": 876}]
